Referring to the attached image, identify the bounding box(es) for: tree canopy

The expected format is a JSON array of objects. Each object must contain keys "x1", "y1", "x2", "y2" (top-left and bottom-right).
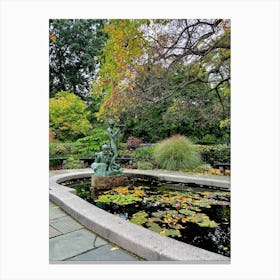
[
  {"x1": 49, "y1": 19, "x2": 230, "y2": 144},
  {"x1": 49, "y1": 19, "x2": 107, "y2": 98},
  {"x1": 92, "y1": 19, "x2": 230, "y2": 118}
]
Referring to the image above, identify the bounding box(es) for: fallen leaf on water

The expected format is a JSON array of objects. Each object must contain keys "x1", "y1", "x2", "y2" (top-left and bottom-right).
[{"x1": 111, "y1": 246, "x2": 119, "y2": 251}]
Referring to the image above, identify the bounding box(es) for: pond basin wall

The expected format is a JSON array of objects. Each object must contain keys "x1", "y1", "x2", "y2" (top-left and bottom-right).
[{"x1": 49, "y1": 170, "x2": 230, "y2": 262}]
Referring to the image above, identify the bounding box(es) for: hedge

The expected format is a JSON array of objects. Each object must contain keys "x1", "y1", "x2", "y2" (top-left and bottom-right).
[{"x1": 196, "y1": 144, "x2": 230, "y2": 166}]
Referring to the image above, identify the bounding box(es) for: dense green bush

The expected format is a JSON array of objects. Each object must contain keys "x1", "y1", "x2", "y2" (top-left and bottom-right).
[
  {"x1": 49, "y1": 142, "x2": 67, "y2": 157},
  {"x1": 49, "y1": 158, "x2": 63, "y2": 169},
  {"x1": 63, "y1": 157, "x2": 84, "y2": 169},
  {"x1": 72, "y1": 128, "x2": 108, "y2": 157},
  {"x1": 117, "y1": 148, "x2": 133, "y2": 158},
  {"x1": 49, "y1": 128, "x2": 108, "y2": 158},
  {"x1": 132, "y1": 146, "x2": 155, "y2": 161},
  {"x1": 153, "y1": 135, "x2": 201, "y2": 171},
  {"x1": 197, "y1": 144, "x2": 230, "y2": 166},
  {"x1": 136, "y1": 161, "x2": 153, "y2": 170},
  {"x1": 49, "y1": 142, "x2": 80, "y2": 158},
  {"x1": 196, "y1": 134, "x2": 219, "y2": 145},
  {"x1": 49, "y1": 91, "x2": 92, "y2": 141},
  {"x1": 181, "y1": 163, "x2": 213, "y2": 173}
]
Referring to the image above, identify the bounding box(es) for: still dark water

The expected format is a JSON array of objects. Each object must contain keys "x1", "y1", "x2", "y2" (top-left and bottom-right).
[{"x1": 61, "y1": 177, "x2": 230, "y2": 257}]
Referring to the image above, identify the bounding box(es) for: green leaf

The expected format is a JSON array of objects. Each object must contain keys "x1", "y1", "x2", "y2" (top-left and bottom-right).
[
  {"x1": 146, "y1": 222, "x2": 162, "y2": 233},
  {"x1": 130, "y1": 211, "x2": 148, "y2": 225}
]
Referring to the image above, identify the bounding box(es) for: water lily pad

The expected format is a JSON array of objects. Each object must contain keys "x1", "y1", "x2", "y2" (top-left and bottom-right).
[
  {"x1": 130, "y1": 211, "x2": 148, "y2": 225},
  {"x1": 133, "y1": 187, "x2": 146, "y2": 196},
  {"x1": 95, "y1": 194, "x2": 113, "y2": 204},
  {"x1": 160, "y1": 229, "x2": 181, "y2": 237},
  {"x1": 179, "y1": 208, "x2": 195, "y2": 216},
  {"x1": 181, "y1": 212, "x2": 218, "y2": 228},
  {"x1": 146, "y1": 222, "x2": 162, "y2": 233},
  {"x1": 152, "y1": 210, "x2": 178, "y2": 218},
  {"x1": 198, "y1": 220, "x2": 218, "y2": 228},
  {"x1": 162, "y1": 213, "x2": 181, "y2": 225},
  {"x1": 147, "y1": 217, "x2": 161, "y2": 223},
  {"x1": 95, "y1": 194, "x2": 142, "y2": 205},
  {"x1": 169, "y1": 223, "x2": 184, "y2": 230}
]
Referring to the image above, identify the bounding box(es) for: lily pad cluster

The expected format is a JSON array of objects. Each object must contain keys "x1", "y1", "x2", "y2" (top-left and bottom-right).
[
  {"x1": 95, "y1": 193, "x2": 142, "y2": 205},
  {"x1": 95, "y1": 186, "x2": 144, "y2": 205},
  {"x1": 130, "y1": 208, "x2": 218, "y2": 238},
  {"x1": 94, "y1": 185, "x2": 229, "y2": 238}
]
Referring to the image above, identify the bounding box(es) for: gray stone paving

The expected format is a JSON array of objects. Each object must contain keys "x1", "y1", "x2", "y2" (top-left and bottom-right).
[
  {"x1": 49, "y1": 201, "x2": 67, "y2": 220},
  {"x1": 68, "y1": 244, "x2": 139, "y2": 261},
  {"x1": 50, "y1": 216, "x2": 83, "y2": 234},
  {"x1": 49, "y1": 225, "x2": 62, "y2": 238},
  {"x1": 50, "y1": 228, "x2": 99, "y2": 261},
  {"x1": 49, "y1": 199, "x2": 142, "y2": 262}
]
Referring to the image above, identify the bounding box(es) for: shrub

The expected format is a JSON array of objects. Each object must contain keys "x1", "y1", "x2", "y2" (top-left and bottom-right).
[
  {"x1": 49, "y1": 91, "x2": 92, "y2": 141},
  {"x1": 49, "y1": 142, "x2": 81, "y2": 158},
  {"x1": 118, "y1": 148, "x2": 133, "y2": 158},
  {"x1": 49, "y1": 142, "x2": 67, "y2": 157},
  {"x1": 197, "y1": 134, "x2": 219, "y2": 145},
  {"x1": 181, "y1": 163, "x2": 213, "y2": 173},
  {"x1": 63, "y1": 157, "x2": 84, "y2": 169},
  {"x1": 153, "y1": 135, "x2": 201, "y2": 171},
  {"x1": 125, "y1": 136, "x2": 142, "y2": 150},
  {"x1": 73, "y1": 128, "x2": 108, "y2": 157},
  {"x1": 197, "y1": 144, "x2": 230, "y2": 166},
  {"x1": 136, "y1": 161, "x2": 153, "y2": 170},
  {"x1": 49, "y1": 158, "x2": 63, "y2": 169},
  {"x1": 132, "y1": 146, "x2": 155, "y2": 161}
]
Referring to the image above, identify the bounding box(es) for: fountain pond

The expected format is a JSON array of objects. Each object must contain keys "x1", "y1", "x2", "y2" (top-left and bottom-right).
[{"x1": 61, "y1": 176, "x2": 230, "y2": 257}]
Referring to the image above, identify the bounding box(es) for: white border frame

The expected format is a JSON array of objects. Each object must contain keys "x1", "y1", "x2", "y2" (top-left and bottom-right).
[{"x1": 1, "y1": 0, "x2": 279, "y2": 279}]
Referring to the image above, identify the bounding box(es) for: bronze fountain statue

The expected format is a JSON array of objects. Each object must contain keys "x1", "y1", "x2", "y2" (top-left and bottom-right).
[{"x1": 91, "y1": 118, "x2": 124, "y2": 178}]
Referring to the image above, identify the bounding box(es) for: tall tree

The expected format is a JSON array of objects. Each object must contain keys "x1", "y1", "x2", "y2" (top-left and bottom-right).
[
  {"x1": 49, "y1": 19, "x2": 107, "y2": 98},
  {"x1": 91, "y1": 19, "x2": 149, "y2": 120},
  {"x1": 93, "y1": 19, "x2": 230, "y2": 123},
  {"x1": 121, "y1": 63, "x2": 229, "y2": 143}
]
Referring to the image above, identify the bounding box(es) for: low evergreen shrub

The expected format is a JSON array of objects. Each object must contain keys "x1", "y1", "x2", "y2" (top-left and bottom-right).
[
  {"x1": 153, "y1": 135, "x2": 201, "y2": 171},
  {"x1": 136, "y1": 161, "x2": 153, "y2": 170},
  {"x1": 197, "y1": 144, "x2": 230, "y2": 166},
  {"x1": 180, "y1": 163, "x2": 213, "y2": 173},
  {"x1": 49, "y1": 142, "x2": 80, "y2": 158},
  {"x1": 63, "y1": 157, "x2": 84, "y2": 169},
  {"x1": 49, "y1": 142, "x2": 68, "y2": 157},
  {"x1": 132, "y1": 146, "x2": 155, "y2": 161}
]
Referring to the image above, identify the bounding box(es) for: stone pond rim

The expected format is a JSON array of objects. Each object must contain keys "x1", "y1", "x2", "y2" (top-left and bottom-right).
[{"x1": 49, "y1": 169, "x2": 230, "y2": 262}]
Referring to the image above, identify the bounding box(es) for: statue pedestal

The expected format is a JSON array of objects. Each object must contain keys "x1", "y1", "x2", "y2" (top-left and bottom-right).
[{"x1": 91, "y1": 174, "x2": 128, "y2": 198}]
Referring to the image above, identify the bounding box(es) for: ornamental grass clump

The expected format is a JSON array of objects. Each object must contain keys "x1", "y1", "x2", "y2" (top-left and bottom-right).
[{"x1": 153, "y1": 135, "x2": 201, "y2": 171}]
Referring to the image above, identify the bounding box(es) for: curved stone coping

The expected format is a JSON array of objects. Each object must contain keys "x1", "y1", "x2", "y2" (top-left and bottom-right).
[
  {"x1": 125, "y1": 169, "x2": 230, "y2": 190},
  {"x1": 49, "y1": 171, "x2": 230, "y2": 263}
]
